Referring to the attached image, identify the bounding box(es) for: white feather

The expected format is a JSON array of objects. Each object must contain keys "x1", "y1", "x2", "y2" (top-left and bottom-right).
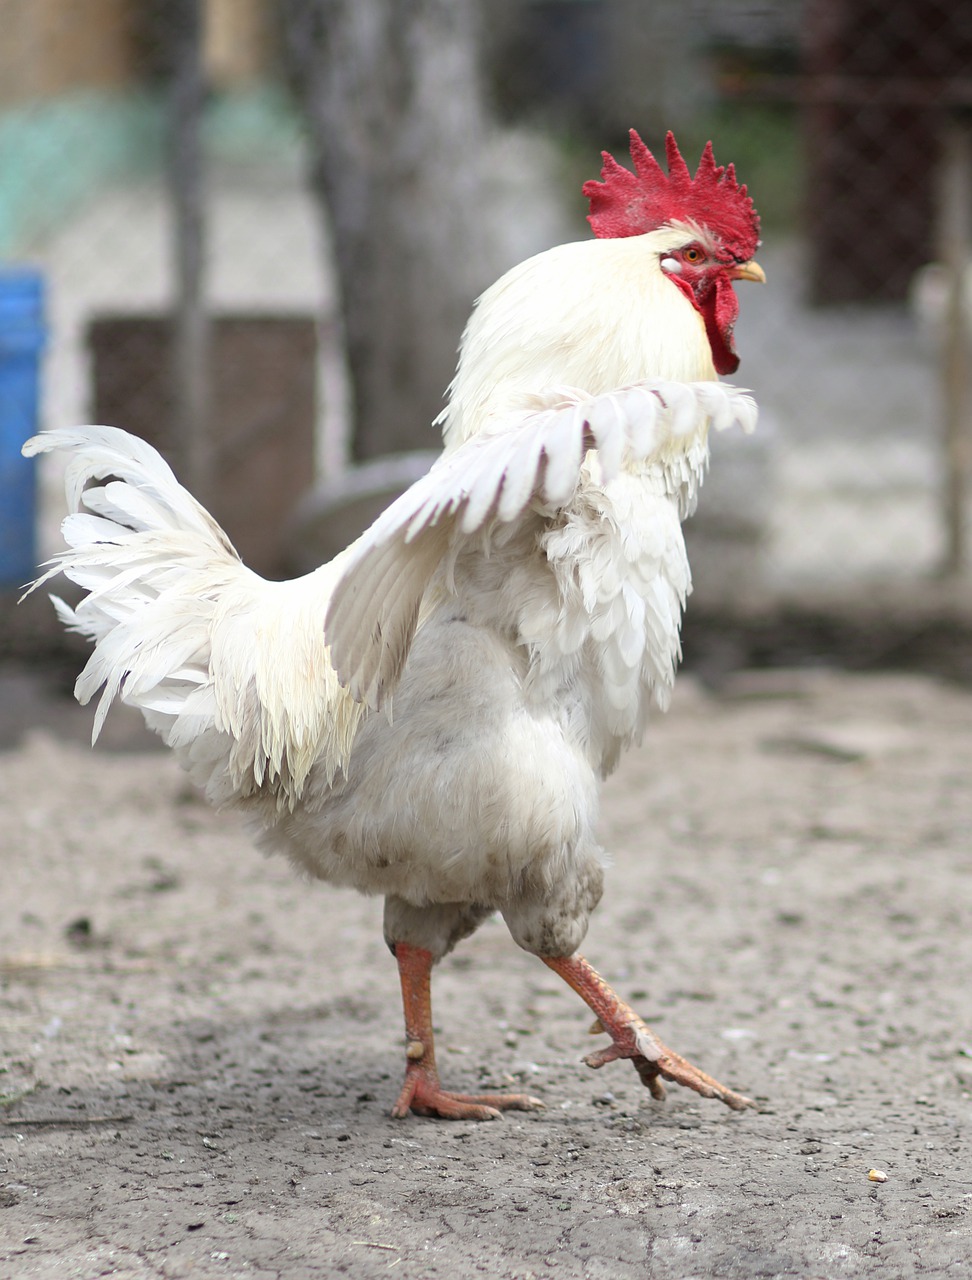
[
  {"x1": 325, "y1": 376, "x2": 754, "y2": 709},
  {"x1": 23, "y1": 427, "x2": 364, "y2": 807},
  {"x1": 24, "y1": 222, "x2": 761, "y2": 970}
]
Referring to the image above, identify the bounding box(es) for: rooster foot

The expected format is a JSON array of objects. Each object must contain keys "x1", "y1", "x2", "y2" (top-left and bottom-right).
[
  {"x1": 392, "y1": 1056, "x2": 544, "y2": 1121},
  {"x1": 544, "y1": 953, "x2": 755, "y2": 1112},
  {"x1": 391, "y1": 941, "x2": 544, "y2": 1120},
  {"x1": 584, "y1": 1014, "x2": 754, "y2": 1111}
]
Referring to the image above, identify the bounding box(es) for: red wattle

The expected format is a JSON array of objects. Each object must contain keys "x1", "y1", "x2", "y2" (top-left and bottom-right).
[
  {"x1": 666, "y1": 272, "x2": 741, "y2": 375},
  {"x1": 702, "y1": 275, "x2": 740, "y2": 375}
]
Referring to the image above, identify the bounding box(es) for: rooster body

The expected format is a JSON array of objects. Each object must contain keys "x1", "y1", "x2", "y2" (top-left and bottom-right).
[
  {"x1": 273, "y1": 228, "x2": 722, "y2": 918},
  {"x1": 27, "y1": 133, "x2": 763, "y2": 1118}
]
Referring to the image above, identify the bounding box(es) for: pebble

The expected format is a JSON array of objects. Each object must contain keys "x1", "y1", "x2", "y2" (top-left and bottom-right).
[{"x1": 868, "y1": 1168, "x2": 888, "y2": 1183}]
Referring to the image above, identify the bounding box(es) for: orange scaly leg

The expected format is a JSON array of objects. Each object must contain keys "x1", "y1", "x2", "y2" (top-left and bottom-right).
[
  {"x1": 391, "y1": 942, "x2": 545, "y2": 1121},
  {"x1": 543, "y1": 954, "x2": 754, "y2": 1112}
]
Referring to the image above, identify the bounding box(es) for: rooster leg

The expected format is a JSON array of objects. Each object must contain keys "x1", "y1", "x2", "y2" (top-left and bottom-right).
[
  {"x1": 543, "y1": 954, "x2": 754, "y2": 1111},
  {"x1": 391, "y1": 942, "x2": 545, "y2": 1120}
]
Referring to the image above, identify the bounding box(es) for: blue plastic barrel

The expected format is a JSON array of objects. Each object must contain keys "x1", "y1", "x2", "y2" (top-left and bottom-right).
[{"x1": 0, "y1": 268, "x2": 46, "y2": 587}]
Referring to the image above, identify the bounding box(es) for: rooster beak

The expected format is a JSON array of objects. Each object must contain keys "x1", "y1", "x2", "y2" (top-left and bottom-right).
[{"x1": 730, "y1": 259, "x2": 766, "y2": 285}]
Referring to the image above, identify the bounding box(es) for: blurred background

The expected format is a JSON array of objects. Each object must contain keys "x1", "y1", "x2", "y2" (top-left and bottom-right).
[{"x1": 2, "y1": 0, "x2": 972, "y2": 683}]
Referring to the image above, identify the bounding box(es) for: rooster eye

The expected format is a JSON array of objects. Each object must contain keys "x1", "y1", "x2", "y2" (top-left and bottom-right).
[{"x1": 682, "y1": 246, "x2": 704, "y2": 264}]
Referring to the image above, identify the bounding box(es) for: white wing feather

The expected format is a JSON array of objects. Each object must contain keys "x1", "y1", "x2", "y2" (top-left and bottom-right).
[
  {"x1": 325, "y1": 379, "x2": 755, "y2": 709},
  {"x1": 23, "y1": 380, "x2": 755, "y2": 798}
]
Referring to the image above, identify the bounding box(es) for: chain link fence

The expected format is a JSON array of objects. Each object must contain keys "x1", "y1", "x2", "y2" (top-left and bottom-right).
[{"x1": 2, "y1": 0, "x2": 971, "y2": 658}]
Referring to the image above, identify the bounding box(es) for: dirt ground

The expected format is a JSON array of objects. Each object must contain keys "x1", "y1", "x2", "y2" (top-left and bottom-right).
[{"x1": 2, "y1": 660, "x2": 972, "y2": 1279}]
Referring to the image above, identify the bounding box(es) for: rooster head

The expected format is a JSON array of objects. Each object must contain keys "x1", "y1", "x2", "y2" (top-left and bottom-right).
[{"x1": 584, "y1": 131, "x2": 764, "y2": 374}]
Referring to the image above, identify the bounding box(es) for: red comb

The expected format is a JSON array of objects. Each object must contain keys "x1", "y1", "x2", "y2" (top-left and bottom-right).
[{"x1": 584, "y1": 130, "x2": 760, "y2": 260}]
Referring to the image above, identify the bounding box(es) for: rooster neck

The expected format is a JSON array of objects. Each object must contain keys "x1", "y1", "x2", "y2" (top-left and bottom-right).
[{"x1": 440, "y1": 236, "x2": 717, "y2": 450}]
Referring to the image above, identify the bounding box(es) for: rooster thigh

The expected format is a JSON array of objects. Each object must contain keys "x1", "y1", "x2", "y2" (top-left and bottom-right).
[{"x1": 257, "y1": 610, "x2": 606, "y2": 960}]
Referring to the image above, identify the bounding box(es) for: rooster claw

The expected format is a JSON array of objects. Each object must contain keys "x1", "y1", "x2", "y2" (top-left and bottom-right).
[
  {"x1": 583, "y1": 1018, "x2": 754, "y2": 1111},
  {"x1": 392, "y1": 1064, "x2": 545, "y2": 1121},
  {"x1": 545, "y1": 955, "x2": 755, "y2": 1113}
]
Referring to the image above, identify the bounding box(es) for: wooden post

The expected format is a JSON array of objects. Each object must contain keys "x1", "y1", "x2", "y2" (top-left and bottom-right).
[
  {"x1": 938, "y1": 116, "x2": 972, "y2": 576},
  {"x1": 168, "y1": 0, "x2": 211, "y2": 501}
]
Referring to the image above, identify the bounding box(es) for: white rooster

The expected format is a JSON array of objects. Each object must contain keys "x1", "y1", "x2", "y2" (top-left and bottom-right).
[{"x1": 25, "y1": 132, "x2": 764, "y2": 1119}]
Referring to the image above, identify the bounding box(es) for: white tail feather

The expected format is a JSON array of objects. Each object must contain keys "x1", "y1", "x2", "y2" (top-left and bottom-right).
[{"x1": 23, "y1": 427, "x2": 363, "y2": 808}]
